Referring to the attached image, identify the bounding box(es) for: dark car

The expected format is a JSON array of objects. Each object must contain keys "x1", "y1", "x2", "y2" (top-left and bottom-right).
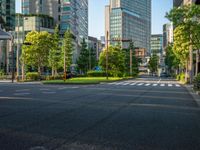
[{"x1": 160, "y1": 72, "x2": 168, "y2": 77}]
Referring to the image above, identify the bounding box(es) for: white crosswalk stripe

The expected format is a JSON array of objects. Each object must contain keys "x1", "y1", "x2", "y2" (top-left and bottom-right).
[
  {"x1": 160, "y1": 84, "x2": 165, "y2": 87},
  {"x1": 137, "y1": 83, "x2": 144, "y2": 86},
  {"x1": 107, "y1": 82, "x2": 181, "y2": 88}
]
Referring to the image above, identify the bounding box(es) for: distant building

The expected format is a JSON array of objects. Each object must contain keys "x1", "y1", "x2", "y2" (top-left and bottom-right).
[
  {"x1": 151, "y1": 34, "x2": 164, "y2": 75},
  {"x1": 105, "y1": 0, "x2": 151, "y2": 52},
  {"x1": 88, "y1": 36, "x2": 104, "y2": 60},
  {"x1": 163, "y1": 23, "x2": 173, "y2": 55}
]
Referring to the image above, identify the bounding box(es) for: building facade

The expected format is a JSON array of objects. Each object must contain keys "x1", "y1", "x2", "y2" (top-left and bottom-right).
[
  {"x1": 163, "y1": 23, "x2": 173, "y2": 55},
  {"x1": 0, "y1": 0, "x2": 15, "y2": 74},
  {"x1": 0, "y1": 0, "x2": 15, "y2": 31},
  {"x1": 22, "y1": 0, "x2": 88, "y2": 42},
  {"x1": 22, "y1": 0, "x2": 88, "y2": 62},
  {"x1": 174, "y1": 0, "x2": 200, "y2": 6},
  {"x1": 105, "y1": 0, "x2": 151, "y2": 52}
]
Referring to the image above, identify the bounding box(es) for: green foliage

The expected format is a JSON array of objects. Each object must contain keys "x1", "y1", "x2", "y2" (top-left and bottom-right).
[
  {"x1": 77, "y1": 38, "x2": 89, "y2": 73},
  {"x1": 148, "y1": 52, "x2": 159, "y2": 73},
  {"x1": 123, "y1": 42, "x2": 139, "y2": 76},
  {"x1": 99, "y1": 45, "x2": 125, "y2": 77},
  {"x1": 165, "y1": 44, "x2": 180, "y2": 72},
  {"x1": 176, "y1": 73, "x2": 186, "y2": 83},
  {"x1": 21, "y1": 31, "x2": 52, "y2": 74},
  {"x1": 48, "y1": 25, "x2": 61, "y2": 76},
  {"x1": 193, "y1": 73, "x2": 200, "y2": 89},
  {"x1": 26, "y1": 72, "x2": 39, "y2": 81},
  {"x1": 166, "y1": 4, "x2": 200, "y2": 68},
  {"x1": 0, "y1": 70, "x2": 5, "y2": 76},
  {"x1": 61, "y1": 30, "x2": 74, "y2": 72},
  {"x1": 87, "y1": 71, "x2": 106, "y2": 77}
]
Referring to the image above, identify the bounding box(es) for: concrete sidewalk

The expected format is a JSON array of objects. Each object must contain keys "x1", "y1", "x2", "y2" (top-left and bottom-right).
[{"x1": 185, "y1": 84, "x2": 200, "y2": 107}]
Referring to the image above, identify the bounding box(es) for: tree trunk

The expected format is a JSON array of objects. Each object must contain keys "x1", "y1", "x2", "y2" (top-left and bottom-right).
[
  {"x1": 52, "y1": 67, "x2": 54, "y2": 77},
  {"x1": 185, "y1": 61, "x2": 188, "y2": 83},
  {"x1": 22, "y1": 62, "x2": 25, "y2": 81},
  {"x1": 196, "y1": 50, "x2": 199, "y2": 76}
]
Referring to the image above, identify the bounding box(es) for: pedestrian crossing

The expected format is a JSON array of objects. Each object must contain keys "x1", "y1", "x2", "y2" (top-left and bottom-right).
[{"x1": 108, "y1": 81, "x2": 181, "y2": 88}]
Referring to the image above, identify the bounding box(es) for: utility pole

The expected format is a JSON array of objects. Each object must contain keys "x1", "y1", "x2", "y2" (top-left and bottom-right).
[
  {"x1": 63, "y1": 43, "x2": 66, "y2": 81},
  {"x1": 106, "y1": 31, "x2": 109, "y2": 80},
  {"x1": 16, "y1": 14, "x2": 20, "y2": 81},
  {"x1": 130, "y1": 48, "x2": 133, "y2": 76}
]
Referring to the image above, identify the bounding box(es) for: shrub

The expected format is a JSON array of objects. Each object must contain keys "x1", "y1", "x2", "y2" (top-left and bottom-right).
[
  {"x1": 193, "y1": 73, "x2": 200, "y2": 89},
  {"x1": 87, "y1": 71, "x2": 106, "y2": 77},
  {"x1": 26, "y1": 72, "x2": 39, "y2": 81},
  {"x1": 180, "y1": 73, "x2": 185, "y2": 82},
  {"x1": 0, "y1": 70, "x2": 4, "y2": 76}
]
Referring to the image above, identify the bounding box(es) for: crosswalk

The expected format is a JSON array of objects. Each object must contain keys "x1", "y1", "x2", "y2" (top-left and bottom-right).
[{"x1": 108, "y1": 81, "x2": 181, "y2": 88}]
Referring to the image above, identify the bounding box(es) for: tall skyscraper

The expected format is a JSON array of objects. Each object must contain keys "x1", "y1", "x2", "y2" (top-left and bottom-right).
[
  {"x1": 105, "y1": 0, "x2": 151, "y2": 52},
  {"x1": 163, "y1": 23, "x2": 173, "y2": 55},
  {"x1": 0, "y1": 0, "x2": 15, "y2": 31},
  {"x1": 22, "y1": 0, "x2": 88, "y2": 62},
  {"x1": 22, "y1": 0, "x2": 88, "y2": 43}
]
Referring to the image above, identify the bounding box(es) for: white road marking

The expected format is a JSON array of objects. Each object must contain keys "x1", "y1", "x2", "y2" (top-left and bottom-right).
[
  {"x1": 14, "y1": 93, "x2": 30, "y2": 96},
  {"x1": 145, "y1": 84, "x2": 150, "y2": 86},
  {"x1": 168, "y1": 84, "x2": 173, "y2": 87},
  {"x1": 130, "y1": 82, "x2": 137, "y2": 85},
  {"x1": 122, "y1": 82, "x2": 130, "y2": 85},
  {"x1": 176, "y1": 84, "x2": 181, "y2": 87},
  {"x1": 137, "y1": 83, "x2": 144, "y2": 86},
  {"x1": 160, "y1": 84, "x2": 165, "y2": 87},
  {"x1": 16, "y1": 89, "x2": 30, "y2": 92},
  {"x1": 42, "y1": 92, "x2": 56, "y2": 94},
  {"x1": 153, "y1": 84, "x2": 158, "y2": 86},
  {"x1": 40, "y1": 88, "x2": 50, "y2": 91}
]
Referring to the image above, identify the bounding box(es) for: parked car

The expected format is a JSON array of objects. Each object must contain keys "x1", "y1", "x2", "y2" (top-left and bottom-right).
[{"x1": 160, "y1": 72, "x2": 168, "y2": 77}]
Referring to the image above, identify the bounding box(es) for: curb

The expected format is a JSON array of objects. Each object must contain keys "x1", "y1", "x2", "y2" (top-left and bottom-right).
[{"x1": 184, "y1": 84, "x2": 200, "y2": 107}]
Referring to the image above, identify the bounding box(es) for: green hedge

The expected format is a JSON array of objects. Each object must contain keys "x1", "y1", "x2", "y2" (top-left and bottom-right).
[
  {"x1": 193, "y1": 73, "x2": 200, "y2": 89},
  {"x1": 26, "y1": 72, "x2": 39, "y2": 81},
  {"x1": 87, "y1": 71, "x2": 107, "y2": 77}
]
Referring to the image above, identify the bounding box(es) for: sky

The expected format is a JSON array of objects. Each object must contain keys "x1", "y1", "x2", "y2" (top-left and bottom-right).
[{"x1": 16, "y1": 0, "x2": 173, "y2": 39}]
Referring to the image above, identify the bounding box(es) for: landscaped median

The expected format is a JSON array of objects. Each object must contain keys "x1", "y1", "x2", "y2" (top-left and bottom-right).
[{"x1": 42, "y1": 77, "x2": 124, "y2": 85}]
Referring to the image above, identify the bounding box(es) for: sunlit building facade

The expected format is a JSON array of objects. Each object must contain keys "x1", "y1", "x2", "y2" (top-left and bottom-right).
[{"x1": 105, "y1": 0, "x2": 151, "y2": 52}]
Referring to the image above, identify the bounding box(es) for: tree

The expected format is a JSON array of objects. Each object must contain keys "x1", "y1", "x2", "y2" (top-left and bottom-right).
[
  {"x1": 89, "y1": 47, "x2": 97, "y2": 70},
  {"x1": 48, "y1": 25, "x2": 61, "y2": 77},
  {"x1": 77, "y1": 38, "x2": 89, "y2": 74},
  {"x1": 21, "y1": 31, "x2": 52, "y2": 75},
  {"x1": 148, "y1": 52, "x2": 159, "y2": 74},
  {"x1": 124, "y1": 42, "x2": 139, "y2": 76},
  {"x1": 166, "y1": 4, "x2": 200, "y2": 81},
  {"x1": 165, "y1": 44, "x2": 180, "y2": 74},
  {"x1": 99, "y1": 45, "x2": 125, "y2": 77},
  {"x1": 62, "y1": 30, "x2": 74, "y2": 76}
]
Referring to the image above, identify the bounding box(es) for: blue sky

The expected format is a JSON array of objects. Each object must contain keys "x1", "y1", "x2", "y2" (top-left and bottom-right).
[{"x1": 16, "y1": 0, "x2": 173, "y2": 38}]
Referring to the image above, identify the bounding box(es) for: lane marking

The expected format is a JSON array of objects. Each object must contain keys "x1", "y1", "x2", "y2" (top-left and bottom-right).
[
  {"x1": 160, "y1": 84, "x2": 165, "y2": 87},
  {"x1": 153, "y1": 84, "x2": 158, "y2": 86},
  {"x1": 130, "y1": 82, "x2": 137, "y2": 85},
  {"x1": 137, "y1": 83, "x2": 144, "y2": 86},
  {"x1": 122, "y1": 82, "x2": 130, "y2": 85},
  {"x1": 176, "y1": 84, "x2": 181, "y2": 87},
  {"x1": 145, "y1": 83, "x2": 150, "y2": 86},
  {"x1": 42, "y1": 92, "x2": 56, "y2": 94},
  {"x1": 14, "y1": 93, "x2": 30, "y2": 96},
  {"x1": 168, "y1": 84, "x2": 173, "y2": 87},
  {"x1": 16, "y1": 89, "x2": 30, "y2": 92}
]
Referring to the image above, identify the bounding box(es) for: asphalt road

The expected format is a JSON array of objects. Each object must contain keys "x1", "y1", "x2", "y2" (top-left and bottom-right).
[{"x1": 0, "y1": 77, "x2": 200, "y2": 150}]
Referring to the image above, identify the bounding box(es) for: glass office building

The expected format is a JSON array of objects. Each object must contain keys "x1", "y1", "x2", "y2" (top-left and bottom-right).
[
  {"x1": 0, "y1": 0, "x2": 15, "y2": 31},
  {"x1": 106, "y1": 0, "x2": 151, "y2": 53}
]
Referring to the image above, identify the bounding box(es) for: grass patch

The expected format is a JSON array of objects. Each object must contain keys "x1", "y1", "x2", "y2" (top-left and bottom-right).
[{"x1": 43, "y1": 77, "x2": 123, "y2": 84}]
